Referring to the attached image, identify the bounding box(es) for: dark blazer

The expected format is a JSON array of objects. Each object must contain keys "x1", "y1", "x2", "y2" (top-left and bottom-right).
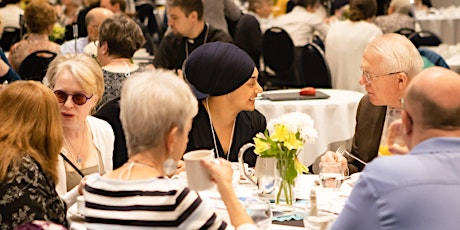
[{"x1": 348, "y1": 95, "x2": 387, "y2": 174}]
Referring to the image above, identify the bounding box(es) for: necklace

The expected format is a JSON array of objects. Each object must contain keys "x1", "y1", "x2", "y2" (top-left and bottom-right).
[
  {"x1": 119, "y1": 161, "x2": 160, "y2": 180},
  {"x1": 205, "y1": 98, "x2": 236, "y2": 160},
  {"x1": 122, "y1": 61, "x2": 131, "y2": 77},
  {"x1": 63, "y1": 124, "x2": 88, "y2": 165},
  {"x1": 185, "y1": 23, "x2": 210, "y2": 59}
]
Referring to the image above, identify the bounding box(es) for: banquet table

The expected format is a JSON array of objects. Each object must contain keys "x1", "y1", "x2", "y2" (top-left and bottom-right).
[
  {"x1": 66, "y1": 174, "x2": 354, "y2": 230},
  {"x1": 255, "y1": 89, "x2": 364, "y2": 167},
  {"x1": 416, "y1": 6, "x2": 460, "y2": 45}
]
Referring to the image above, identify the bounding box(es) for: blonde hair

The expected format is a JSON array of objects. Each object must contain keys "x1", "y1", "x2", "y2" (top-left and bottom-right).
[
  {"x1": 44, "y1": 54, "x2": 104, "y2": 108},
  {"x1": 0, "y1": 81, "x2": 63, "y2": 183}
]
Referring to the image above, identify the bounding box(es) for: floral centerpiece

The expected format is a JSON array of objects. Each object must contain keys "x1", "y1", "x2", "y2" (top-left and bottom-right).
[
  {"x1": 253, "y1": 112, "x2": 317, "y2": 206},
  {"x1": 49, "y1": 24, "x2": 65, "y2": 44}
]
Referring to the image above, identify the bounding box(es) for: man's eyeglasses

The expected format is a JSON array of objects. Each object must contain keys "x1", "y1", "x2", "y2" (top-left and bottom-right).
[
  {"x1": 54, "y1": 90, "x2": 93, "y2": 105},
  {"x1": 360, "y1": 70, "x2": 404, "y2": 84}
]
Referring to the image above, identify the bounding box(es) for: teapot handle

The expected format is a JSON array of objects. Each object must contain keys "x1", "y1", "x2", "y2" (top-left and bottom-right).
[{"x1": 238, "y1": 143, "x2": 257, "y2": 186}]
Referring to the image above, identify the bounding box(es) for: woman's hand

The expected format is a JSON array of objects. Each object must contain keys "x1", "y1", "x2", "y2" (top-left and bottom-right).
[
  {"x1": 78, "y1": 176, "x2": 88, "y2": 195},
  {"x1": 201, "y1": 158, "x2": 234, "y2": 192}
]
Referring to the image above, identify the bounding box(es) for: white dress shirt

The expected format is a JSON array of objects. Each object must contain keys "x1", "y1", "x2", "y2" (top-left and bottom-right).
[{"x1": 273, "y1": 6, "x2": 329, "y2": 47}]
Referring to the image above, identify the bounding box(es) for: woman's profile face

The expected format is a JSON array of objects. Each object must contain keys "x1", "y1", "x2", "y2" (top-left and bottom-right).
[
  {"x1": 227, "y1": 68, "x2": 262, "y2": 112},
  {"x1": 52, "y1": 69, "x2": 98, "y2": 129}
]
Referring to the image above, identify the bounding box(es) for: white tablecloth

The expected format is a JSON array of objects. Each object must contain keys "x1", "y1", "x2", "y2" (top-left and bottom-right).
[
  {"x1": 416, "y1": 6, "x2": 460, "y2": 45},
  {"x1": 67, "y1": 173, "x2": 353, "y2": 230},
  {"x1": 255, "y1": 89, "x2": 364, "y2": 167}
]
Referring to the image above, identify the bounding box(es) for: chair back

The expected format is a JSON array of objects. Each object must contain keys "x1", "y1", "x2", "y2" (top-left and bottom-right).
[
  {"x1": 418, "y1": 48, "x2": 450, "y2": 69},
  {"x1": 395, "y1": 27, "x2": 416, "y2": 38},
  {"x1": 261, "y1": 27, "x2": 302, "y2": 89},
  {"x1": 408, "y1": 31, "x2": 442, "y2": 48},
  {"x1": 136, "y1": 4, "x2": 164, "y2": 43},
  {"x1": 0, "y1": 27, "x2": 21, "y2": 51},
  {"x1": 296, "y1": 42, "x2": 332, "y2": 88},
  {"x1": 17, "y1": 50, "x2": 57, "y2": 82},
  {"x1": 263, "y1": 27, "x2": 295, "y2": 73}
]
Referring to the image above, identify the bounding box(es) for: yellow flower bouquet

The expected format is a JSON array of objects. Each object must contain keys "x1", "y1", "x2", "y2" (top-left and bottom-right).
[{"x1": 253, "y1": 112, "x2": 317, "y2": 205}]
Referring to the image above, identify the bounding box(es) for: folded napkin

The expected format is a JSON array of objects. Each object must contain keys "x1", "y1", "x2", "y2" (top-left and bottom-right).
[{"x1": 272, "y1": 200, "x2": 307, "y2": 222}]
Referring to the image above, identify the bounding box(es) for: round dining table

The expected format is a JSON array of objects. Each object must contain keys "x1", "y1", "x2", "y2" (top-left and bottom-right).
[
  {"x1": 66, "y1": 172, "x2": 355, "y2": 230},
  {"x1": 255, "y1": 89, "x2": 364, "y2": 167}
]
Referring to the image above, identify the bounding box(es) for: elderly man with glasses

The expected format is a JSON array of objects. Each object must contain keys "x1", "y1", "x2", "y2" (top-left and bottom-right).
[
  {"x1": 321, "y1": 33, "x2": 424, "y2": 174},
  {"x1": 332, "y1": 66, "x2": 460, "y2": 229}
]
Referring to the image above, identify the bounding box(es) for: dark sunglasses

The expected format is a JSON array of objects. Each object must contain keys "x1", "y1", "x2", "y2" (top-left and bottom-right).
[{"x1": 54, "y1": 90, "x2": 93, "y2": 105}]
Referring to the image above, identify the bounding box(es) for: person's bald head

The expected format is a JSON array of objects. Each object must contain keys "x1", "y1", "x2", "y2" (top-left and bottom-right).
[
  {"x1": 85, "y1": 7, "x2": 113, "y2": 41},
  {"x1": 404, "y1": 67, "x2": 460, "y2": 138}
]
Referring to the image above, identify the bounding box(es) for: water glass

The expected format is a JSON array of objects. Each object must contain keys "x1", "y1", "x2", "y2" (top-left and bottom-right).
[
  {"x1": 304, "y1": 215, "x2": 331, "y2": 230},
  {"x1": 318, "y1": 162, "x2": 344, "y2": 190},
  {"x1": 244, "y1": 197, "x2": 272, "y2": 229},
  {"x1": 378, "y1": 108, "x2": 405, "y2": 157}
]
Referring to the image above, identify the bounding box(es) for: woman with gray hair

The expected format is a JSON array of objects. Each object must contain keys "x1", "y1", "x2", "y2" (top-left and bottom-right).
[
  {"x1": 84, "y1": 70, "x2": 257, "y2": 229},
  {"x1": 325, "y1": 0, "x2": 383, "y2": 93}
]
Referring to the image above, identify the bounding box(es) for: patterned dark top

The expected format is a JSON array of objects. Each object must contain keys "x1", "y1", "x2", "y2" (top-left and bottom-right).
[
  {"x1": 0, "y1": 156, "x2": 67, "y2": 230},
  {"x1": 100, "y1": 67, "x2": 144, "y2": 107}
]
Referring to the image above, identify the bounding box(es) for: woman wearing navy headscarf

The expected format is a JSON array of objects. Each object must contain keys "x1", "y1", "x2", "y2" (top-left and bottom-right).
[{"x1": 184, "y1": 42, "x2": 266, "y2": 167}]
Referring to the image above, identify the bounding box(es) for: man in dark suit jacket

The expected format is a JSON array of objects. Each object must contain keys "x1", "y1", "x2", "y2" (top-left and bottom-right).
[{"x1": 322, "y1": 33, "x2": 424, "y2": 174}]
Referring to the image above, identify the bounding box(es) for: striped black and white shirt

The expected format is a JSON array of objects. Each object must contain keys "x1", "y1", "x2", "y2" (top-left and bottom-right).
[{"x1": 83, "y1": 174, "x2": 228, "y2": 230}]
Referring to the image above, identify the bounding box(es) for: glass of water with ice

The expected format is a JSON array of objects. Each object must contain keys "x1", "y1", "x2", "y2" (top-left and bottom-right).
[
  {"x1": 244, "y1": 197, "x2": 272, "y2": 228},
  {"x1": 319, "y1": 162, "x2": 345, "y2": 191}
]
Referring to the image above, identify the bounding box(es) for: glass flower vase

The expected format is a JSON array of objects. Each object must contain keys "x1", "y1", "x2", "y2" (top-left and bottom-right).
[{"x1": 274, "y1": 157, "x2": 296, "y2": 211}]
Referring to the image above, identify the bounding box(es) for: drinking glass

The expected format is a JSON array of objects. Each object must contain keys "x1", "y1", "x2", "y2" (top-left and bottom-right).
[
  {"x1": 244, "y1": 197, "x2": 272, "y2": 229},
  {"x1": 318, "y1": 162, "x2": 344, "y2": 190},
  {"x1": 304, "y1": 215, "x2": 332, "y2": 230},
  {"x1": 378, "y1": 108, "x2": 405, "y2": 157}
]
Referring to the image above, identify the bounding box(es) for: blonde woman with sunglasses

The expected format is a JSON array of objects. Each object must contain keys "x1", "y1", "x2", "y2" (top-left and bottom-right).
[{"x1": 43, "y1": 53, "x2": 114, "y2": 207}]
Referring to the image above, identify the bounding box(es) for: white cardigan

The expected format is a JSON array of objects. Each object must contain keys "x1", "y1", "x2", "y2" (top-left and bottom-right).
[{"x1": 56, "y1": 116, "x2": 114, "y2": 206}]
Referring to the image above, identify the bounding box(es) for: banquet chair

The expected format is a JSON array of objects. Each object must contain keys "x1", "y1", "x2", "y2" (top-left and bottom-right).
[
  {"x1": 259, "y1": 27, "x2": 301, "y2": 90},
  {"x1": 136, "y1": 3, "x2": 164, "y2": 44},
  {"x1": 395, "y1": 27, "x2": 416, "y2": 38},
  {"x1": 296, "y1": 42, "x2": 332, "y2": 88},
  {"x1": 0, "y1": 27, "x2": 21, "y2": 51},
  {"x1": 408, "y1": 30, "x2": 442, "y2": 48},
  {"x1": 418, "y1": 48, "x2": 450, "y2": 69},
  {"x1": 17, "y1": 50, "x2": 57, "y2": 82}
]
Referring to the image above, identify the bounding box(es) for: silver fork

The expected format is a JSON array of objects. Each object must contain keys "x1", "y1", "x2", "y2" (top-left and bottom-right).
[{"x1": 336, "y1": 145, "x2": 367, "y2": 166}]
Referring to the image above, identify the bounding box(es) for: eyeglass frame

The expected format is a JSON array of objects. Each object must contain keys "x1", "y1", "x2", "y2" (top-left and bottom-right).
[
  {"x1": 54, "y1": 90, "x2": 93, "y2": 105},
  {"x1": 360, "y1": 70, "x2": 405, "y2": 84}
]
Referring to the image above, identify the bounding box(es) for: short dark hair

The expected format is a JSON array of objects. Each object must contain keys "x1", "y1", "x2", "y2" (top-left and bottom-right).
[
  {"x1": 167, "y1": 0, "x2": 204, "y2": 20},
  {"x1": 349, "y1": 0, "x2": 377, "y2": 21},
  {"x1": 99, "y1": 14, "x2": 145, "y2": 58},
  {"x1": 110, "y1": 0, "x2": 126, "y2": 12}
]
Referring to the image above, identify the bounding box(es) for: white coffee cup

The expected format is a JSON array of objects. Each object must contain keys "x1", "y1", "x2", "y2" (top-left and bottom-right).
[
  {"x1": 77, "y1": 195, "x2": 85, "y2": 215},
  {"x1": 183, "y1": 150, "x2": 215, "y2": 191}
]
